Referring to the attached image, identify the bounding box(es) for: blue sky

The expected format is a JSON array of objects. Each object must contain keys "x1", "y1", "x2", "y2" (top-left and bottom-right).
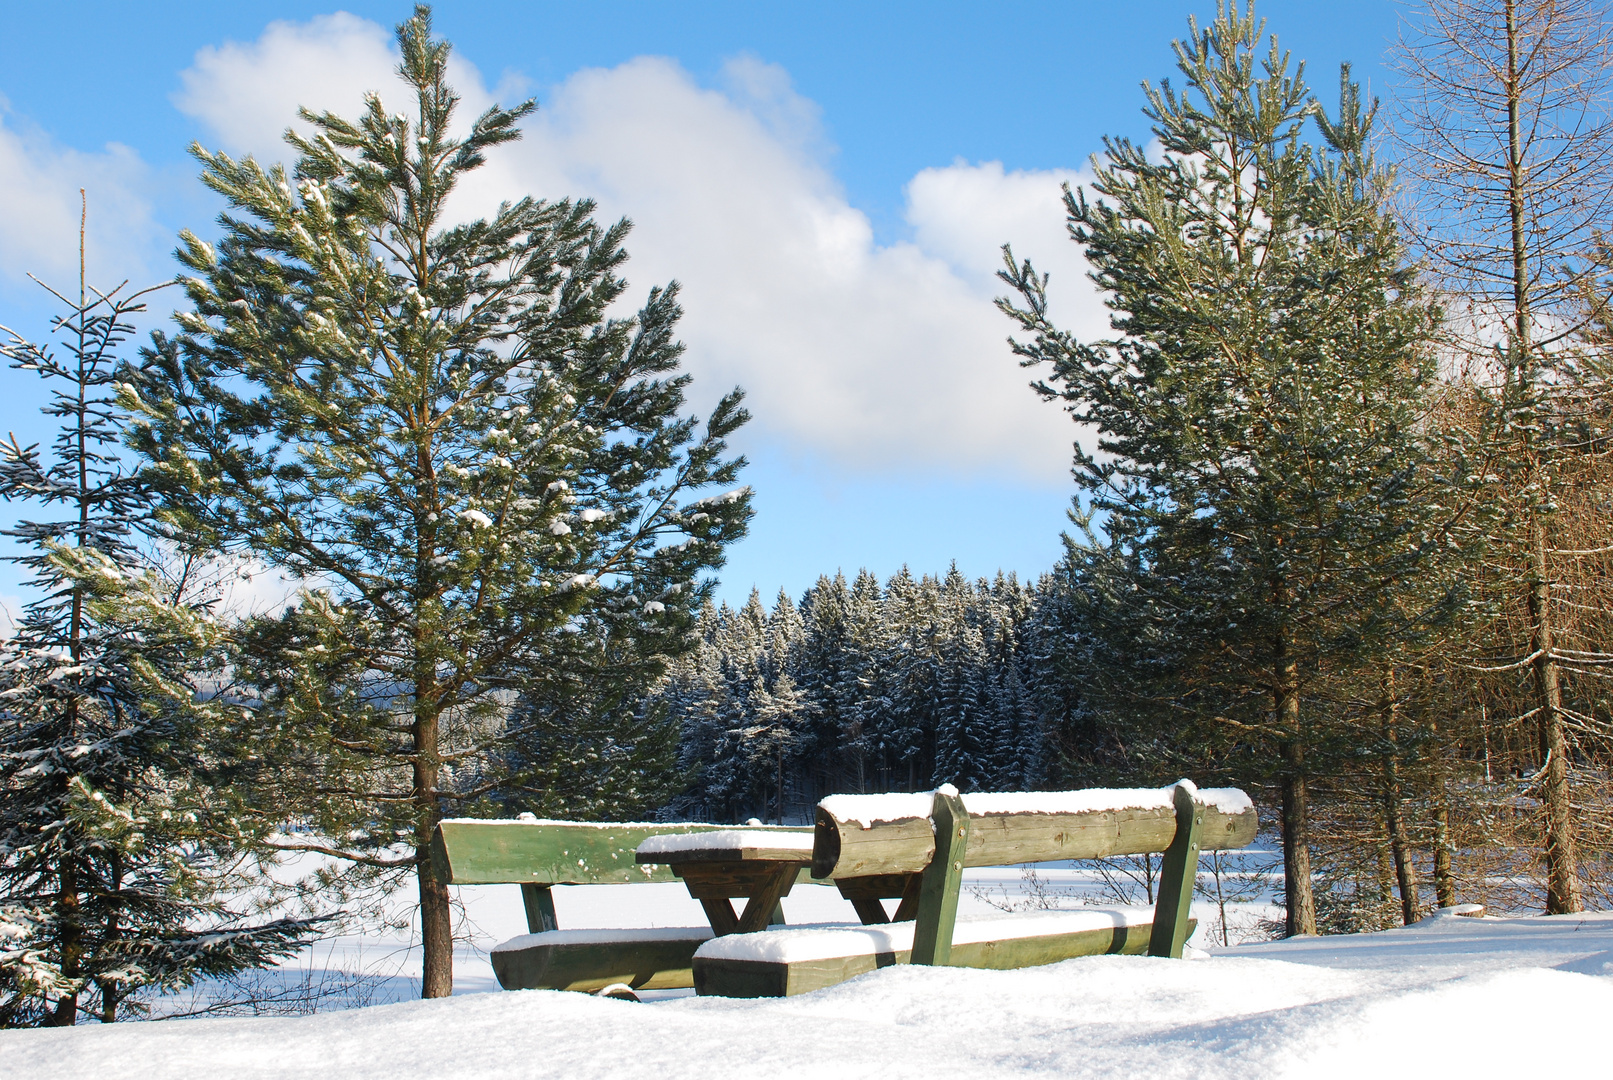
[{"x1": 0, "y1": 1, "x2": 1404, "y2": 614}]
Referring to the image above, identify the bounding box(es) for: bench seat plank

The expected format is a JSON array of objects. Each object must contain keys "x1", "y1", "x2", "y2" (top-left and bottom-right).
[
  {"x1": 691, "y1": 908, "x2": 1179, "y2": 998},
  {"x1": 490, "y1": 927, "x2": 713, "y2": 993},
  {"x1": 433, "y1": 820, "x2": 810, "y2": 886}
]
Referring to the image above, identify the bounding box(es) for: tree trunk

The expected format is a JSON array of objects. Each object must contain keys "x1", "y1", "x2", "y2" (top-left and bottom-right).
[
  {"x1": 1279, "y1": 739, "x2": 1316, "y2": 936},
  {"x1": 1431, "y1": 780, "x2": 1457, "y2": 909},
  {"x1": 1275, "y1": 616, "x2": 1316, "y2": 938},
  {"x1": 1374, "y1": 812, "x2": 1397, "y2": 924},
  {"x1": 417, "y1": 849, "x2": 454, "y2": 999},
  {"x1": 1528, "y1": 520, "x2": 1582, "y2": 913},
  {"x1": 99, "y1": 849, "x2": 124, "y2": 1023},
  {"x1": 1380, "y1": 687, "x2": 1420, "y2": 925},
  {"x1": 1383, "y1": 773, "x2": 1420, "y2": 926},
  {"x1": 1500, "y1": 0, "x2": 1581, "y2": 917},
  {"x1": 414, "y1": 691, "x2": 453, "y2": 997},
  {"x1": 48, "y1": 856, "x2": 81, "y2": 1025}
]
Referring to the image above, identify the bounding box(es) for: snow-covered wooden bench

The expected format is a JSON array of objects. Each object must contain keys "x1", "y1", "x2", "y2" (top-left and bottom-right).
[
  {"x1": 429, "y1": 817, "x2": 811, "y2": 993},
  {"x1": 690, "y1": 781, "x2": 1257, "y2": 997}
]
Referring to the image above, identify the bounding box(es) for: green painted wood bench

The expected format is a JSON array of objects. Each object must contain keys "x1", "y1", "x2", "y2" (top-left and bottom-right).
[
  {"x1": 429, "y1": 817, "x2": 811, "y2": 993},
  {"x1": 690, "y1": 781, "x2": 1258, "y2": 997}
]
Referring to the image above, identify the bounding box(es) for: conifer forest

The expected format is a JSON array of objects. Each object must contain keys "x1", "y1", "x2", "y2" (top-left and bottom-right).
[{"x1": 8, "y1": 0, "x2": 1613, "y2": 1025}]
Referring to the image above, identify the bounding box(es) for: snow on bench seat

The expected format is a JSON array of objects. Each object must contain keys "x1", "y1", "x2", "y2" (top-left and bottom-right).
[
  {"x1": 692, "y1": 907, "x2": 1167, "y2": 998},
  {"x1": 490, "y1": 926, "x2": 713, "y2": 994}
]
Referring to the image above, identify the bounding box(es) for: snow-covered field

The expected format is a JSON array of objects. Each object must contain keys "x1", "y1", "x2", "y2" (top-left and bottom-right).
[
  {"x1": 8, "y1": 858, "x2": 1611, "y2": 1077},
  {"x1": 9, "y1": 908, "x2": 1613, "y2": 1078}
]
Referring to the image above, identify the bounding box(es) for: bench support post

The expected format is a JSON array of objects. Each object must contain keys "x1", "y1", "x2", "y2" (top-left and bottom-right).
[
  {"x1": 1148, "y1": 782, "x2": 1204, "y2": 958},
  {"x1": 911, "y1": 788, "x2": 970, "y2": 966},
  {"x1": 521, "y1": 883, "x2": 559, "y2": 934}
]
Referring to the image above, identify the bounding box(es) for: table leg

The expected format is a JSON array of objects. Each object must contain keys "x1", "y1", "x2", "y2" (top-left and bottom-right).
[
  {"x1": 850, "y1": 898, "x2": 890, "y2": 924},
  {"x1": 521, "y1": 884, "x2": 558, "y2": 933},
  {"x1": 735, "y1": 866, "x2": 796, "y2": 934},
  {"x1": 700, "y1": 897, "x2": 739, "y2": 937},
  {"x1": 891, "y1": 874, "x2": 922, "y2": 922}
]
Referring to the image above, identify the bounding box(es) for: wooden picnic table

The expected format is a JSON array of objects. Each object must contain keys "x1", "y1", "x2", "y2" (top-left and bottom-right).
[{"x1": 635, "y1": 830, "x2": 817, "y2": 936}]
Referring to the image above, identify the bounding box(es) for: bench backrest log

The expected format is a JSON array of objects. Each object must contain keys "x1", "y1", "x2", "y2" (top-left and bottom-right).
[
  {"x1": 812, "y1": 783, "x2": 1258, "y2": 963},
  {"x1": 813, "y1": 787, "x2": 1257, "y2": 880},
  {"x1": 431, "y1": 819, "x2": 812, "y2": 933}
]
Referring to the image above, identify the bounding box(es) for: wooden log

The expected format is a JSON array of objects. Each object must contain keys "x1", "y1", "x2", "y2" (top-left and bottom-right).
[
  {"x1": 910, "y1": 789, "x2": 970, "y2": 966},
  {"x1": 1147, "y1": 783, "x2": 1203, "y2": 959},
  {"x1": 431, "y1": 820, "x2": 810, "y2": 886},
  {"x1": 813, "y1": 790, "x2": 1256, "y2": 879}
]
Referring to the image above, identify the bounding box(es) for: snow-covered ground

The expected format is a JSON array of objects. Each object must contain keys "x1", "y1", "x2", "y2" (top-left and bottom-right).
[
  {"x1": 144, "y1": 850, "x2": 1280, "y2": 1011},
  {"x1": 9, "y1": 907, "x2": 1613, "y2": 1078}
]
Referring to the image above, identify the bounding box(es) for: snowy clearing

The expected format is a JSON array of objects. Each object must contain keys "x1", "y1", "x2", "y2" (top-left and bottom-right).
[{"x1": 8, "y1": 908, "x2": 1613, "y2": 1078}]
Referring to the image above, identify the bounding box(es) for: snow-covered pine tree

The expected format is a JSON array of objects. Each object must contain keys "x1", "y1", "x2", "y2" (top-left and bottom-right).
[
  {"x1": 838, "y1": 569, "x2": 889, "y2": 792},
  {"x1": 882, "y1": 567, "x2": 942, "y2": 790},
  {"x1": 795, "y1": 573, "x2": 854, "y2": 794},
  {"x1": 662, "y1": 602, "x2": 739, "y2": 821},
  {"x1": 930, "y1": 568, "x2": 993, "y2": 790},
  {"x1": 0, "y1": 250, "x2": 317, "y2": 1026},
  {"x1": 126, "y1": 8, "x2": 751, "y2": 998},
  {"x1": 980, "y1": 572, "x2": 1041, "y2": 789},
  {"x1": 733, "y1": 671, "x2": 811, "y2": 823},
  {"x1": 1000, "y1": 4, "x2": 1457, "y2": 935},
  {"x1": 765, "y1": 588, "x2": 805, "y2": 688},
  {"x1": 658, "y1": 565, "x2": 1055, "y2": 812}
]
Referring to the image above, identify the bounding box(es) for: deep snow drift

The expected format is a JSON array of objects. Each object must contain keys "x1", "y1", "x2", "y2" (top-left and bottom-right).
[{"x1": 8, "y1": 909, "x2": 1612, "y2": 1079}]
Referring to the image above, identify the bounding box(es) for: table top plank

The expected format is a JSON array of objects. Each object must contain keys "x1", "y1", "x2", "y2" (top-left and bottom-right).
[{"x1": 635, "y1": 829, "x2": 816, "y2": 866}]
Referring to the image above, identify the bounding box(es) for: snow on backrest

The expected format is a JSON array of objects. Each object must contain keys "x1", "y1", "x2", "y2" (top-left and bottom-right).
[{"x1": 818, "y1": 784, "x2": 1252, "y2": 830}]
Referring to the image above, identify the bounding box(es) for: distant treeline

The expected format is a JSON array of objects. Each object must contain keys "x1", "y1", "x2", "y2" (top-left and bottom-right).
[{"x1": 656, "y1": 568, "x2": 1065, "y2": 823}]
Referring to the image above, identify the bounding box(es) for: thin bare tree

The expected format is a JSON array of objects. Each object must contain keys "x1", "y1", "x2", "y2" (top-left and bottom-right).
[{"x1": 1393, "y1": 0, "x2": 1613, "y2": 913}]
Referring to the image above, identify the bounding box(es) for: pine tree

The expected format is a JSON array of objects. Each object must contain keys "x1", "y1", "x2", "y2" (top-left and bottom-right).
[
  {"x1": 999, "y1": 2, "x2": 1455, "y2": 935},
  {"x1": 662, "y1": 602, "x2": 740, "y2": 821},
  {"x1": 126, "y1": 8, "x2": 751, "y2": 997},
  {"x1": 0, "y1": 235, "x2": 316, "y2": 1026},
  {"x1": 734, "y1": 672, "x2": 811, "y2": 823},
  {"x1": 883, "y1": 567, "x2": 942, "y2": 790},
  {"x1": 796, "y1": 573, "x2": 855, "y2": 794}
]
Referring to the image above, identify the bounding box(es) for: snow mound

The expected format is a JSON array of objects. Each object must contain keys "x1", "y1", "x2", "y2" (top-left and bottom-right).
[{"x1": 11, "y1": 912, "x2": 1613, "y2": 1079}]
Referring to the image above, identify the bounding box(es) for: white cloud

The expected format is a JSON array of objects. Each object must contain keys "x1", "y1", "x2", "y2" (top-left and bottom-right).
[
  {"x1": 906, "y1": 159, "x2": 1107, "y2": 332},
  {"x1": 0, "y1": 105, "x2": 162, "y2": 294},
  {"x1": 172, "y1": 19, "x2": 1105, "y2": 481},
  {"x1": 172, "y1": 13, "x2": 521, "y2": 154}
]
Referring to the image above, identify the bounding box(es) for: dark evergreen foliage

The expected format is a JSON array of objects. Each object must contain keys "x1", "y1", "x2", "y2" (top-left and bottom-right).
[
  {"x1": 0, "y1": 270, "x2": 319, "y2": 1027},
  {"x1": 123, "y1": 7, "x2": 751, "y2": 996},
  {"x1": 996, "y1": 3, "x2": 1461, "y2": 934},
  {"x1": 659, "y1": 567, "x2": 1058, "y2": 822}
]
